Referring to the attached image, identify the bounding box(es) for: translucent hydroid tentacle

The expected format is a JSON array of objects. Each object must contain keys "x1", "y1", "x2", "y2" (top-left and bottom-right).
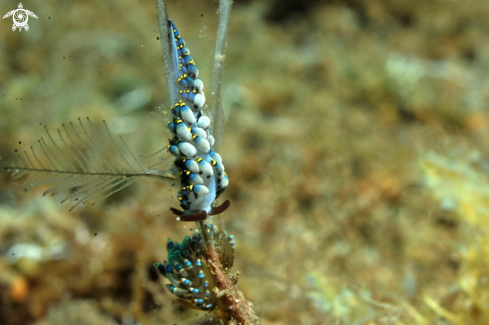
[{"x1": 5, "y1": 118, "x2": 176, "y2": 210}]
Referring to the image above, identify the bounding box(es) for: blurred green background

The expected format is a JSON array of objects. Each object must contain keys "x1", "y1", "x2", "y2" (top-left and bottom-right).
[{"x1": 1, "y1": 0, "x2": 489, "y2": 324}]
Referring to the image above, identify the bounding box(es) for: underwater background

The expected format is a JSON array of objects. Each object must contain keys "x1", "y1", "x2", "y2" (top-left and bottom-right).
[{"x1": 1, "y1": 0, "x2": 489, "y2": 324}]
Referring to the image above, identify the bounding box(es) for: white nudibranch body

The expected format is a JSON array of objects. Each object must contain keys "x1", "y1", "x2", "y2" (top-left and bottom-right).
[{"x1": 166, "y1": 20, "x2": 230, "y2": 221}]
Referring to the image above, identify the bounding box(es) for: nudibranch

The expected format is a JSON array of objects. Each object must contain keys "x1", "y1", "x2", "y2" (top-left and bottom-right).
[
  {"x1": 166, "y1": 20, "x2": 230, "y2": 221},
  {"x1": 155, "y1": 226, "x2": 236, "y2": 311}
]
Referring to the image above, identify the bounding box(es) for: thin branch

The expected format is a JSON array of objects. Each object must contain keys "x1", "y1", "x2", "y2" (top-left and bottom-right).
[
  {"x1": 211, "y1": 0, "x2": 233, "y2": 150},
  {"x1": 156, "y1": 0, "x2": 180, "y2": 107}
]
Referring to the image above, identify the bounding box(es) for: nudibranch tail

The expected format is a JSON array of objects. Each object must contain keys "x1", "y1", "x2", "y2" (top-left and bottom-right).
[{"x1": 166, "y1": 20, "x2": 229, "y2": 221}]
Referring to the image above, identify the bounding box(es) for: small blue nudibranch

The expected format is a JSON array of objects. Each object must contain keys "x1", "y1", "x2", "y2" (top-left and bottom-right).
[
  {"x1": 166, "y1": 20, "x2": 230, "y2": 222},
  {"x1": 154, "y1": 226, "x2": 236, "y2": 311}
]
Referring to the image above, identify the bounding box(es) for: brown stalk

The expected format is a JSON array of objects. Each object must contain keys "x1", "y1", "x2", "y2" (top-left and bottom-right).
[{"x1": 204, "y1": 246, "x2": 259, "y2": 325}]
